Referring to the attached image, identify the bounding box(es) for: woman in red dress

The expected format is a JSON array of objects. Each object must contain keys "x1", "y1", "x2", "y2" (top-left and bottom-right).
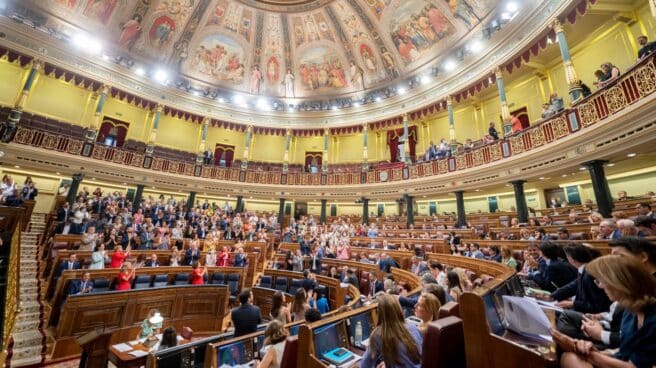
[
  {"x1": 190, "y1": 262, "x2": 206, "y2": 285},
  {"x1": 217, "y1": 246, "x2": 230, "y2": 267},
  {"x1": 115, "y1": 264, "x2": 135, "y2": 291},
  {"x1": 110, "y1": 244, "x2": 130, "y2": 268}
]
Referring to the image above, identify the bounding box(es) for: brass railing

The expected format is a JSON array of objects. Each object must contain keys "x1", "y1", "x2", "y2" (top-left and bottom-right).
[{"x1": 1, "y1": 220, "x2": 21, "y2": 366}]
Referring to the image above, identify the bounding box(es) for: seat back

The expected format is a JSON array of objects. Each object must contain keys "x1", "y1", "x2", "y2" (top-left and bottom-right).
[
  {"x1": 153, "y1": 274, "x2": 169, "y2": 287},
  {"x1": 259, "y1": 275, "x2": 272, "y2": 289},
  {"x1": 133, "y1": 275, "x2": 152, "y2": 289},
  {"x1": 359, "y1": 271, "x2": 371, "y2": 296},
  {"x1": 92, "y1": 278, "x2": 110, "y2": 292},
  {"x1": 438, "y1": 302, "x2": 460, "y2": 319},
  {"x1": 275, "y1": 277, "x2": 288, "y2": 292},
  {"x1": 174, "y1": 273, "x2": 189, "y2": 285},
  {"x1": 211, "y1": 272, "x2": 226, "y2": 285},
  {"x1": 421, "y1": 316, "x2": 466, "y2": 368},
  {"x1": 227, "y1": 273, "x2": 240, "y2": 296},
  {"x1": 288, "y1": 279, "x2": 303, "y2": 295},
  {"x1": 280, "y1": 335, "x2": 299, "y2": 368}
]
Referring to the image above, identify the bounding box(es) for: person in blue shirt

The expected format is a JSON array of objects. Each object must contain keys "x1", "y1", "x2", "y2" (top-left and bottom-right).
[
  {"x1": 312, "y1": 288, "x2": 330, "y2": 314},
  {"x1": 554, "y1": 254, "x2": 656, "y2": 368},
  {"x1": 361, "y1": 294, "x2": 422, "y2": 368}
]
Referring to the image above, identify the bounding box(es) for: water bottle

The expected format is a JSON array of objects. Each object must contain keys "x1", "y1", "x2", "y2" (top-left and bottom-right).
[{"x1": 354, "y1": 321, "x2": 363, "y2": 347}]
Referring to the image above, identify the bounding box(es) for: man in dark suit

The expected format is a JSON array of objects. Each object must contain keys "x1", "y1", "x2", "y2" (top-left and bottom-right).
[
  {"x1": 67, "y1": 272, "x2": 93, "y2": 296},
  {"x1": 301, "y1": 270, "x2": 317, "y2": 292},
  {"x1": 144, "y1": 254, "x2": 160, "y2": 267},
  {"x1": 184, "y1": 243, "x2": 201, "y2": 266},
  {"x1": 378, "y1": 253, "x2": 399, "y2": 273},
  {"x1": 410, "y1": 256, "x2": 428, "y2": 276},
  {"x1": 231, "y1": 289, "x2": 262, "y2": 337},
  {"x1": 309, "y1": 246, "x2": 322, "y2": 274},
  {"x1": 56, "y1": 253, "x2": 81, "y2": 277},
  {"x1": 56, "y1": 202, "x2": 71, "y2": 222},
  {"x1": 342, "y1": 268, "x2": 359, "y2": 289},
  {"x1": 140, "y1": 226, "x2": 154, "y2": 250}
]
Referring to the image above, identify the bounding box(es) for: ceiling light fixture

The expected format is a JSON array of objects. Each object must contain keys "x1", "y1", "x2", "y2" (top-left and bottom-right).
[
  {"x1": 375, "y1": 96, "x2": 382, "y2": 102},
  {"x1": 607, "y1": 163, "x2": 615, "y2": 167},
  {"x1": 153, "y1": 68, "x2": 169, "y2": 84},
  {"x1": 353, "y1": 102, "x2": 361, "y2": 108},
  {"x1": 420, "y1": 75, "x2": 431, "y2": 85},
  {"x1": 331, "y1": 105, "x2": 339, "y2": 111},
  {"x1": 444, "y1": 60, "x2": 457, "y2": 71},
  {"x1": 135, "y1": 67, "x2": 145, "y2": 76},
  {"x1": 501, "y1": 12, "x2": 512, "y2": 20},
  {"x1": 627, "y1": 153, "x2": 637, "y2": 157},
  {"x1": 469, "y1": 39, "x2": 484, "y2": 53},
  {"x1": 218, "y1": 97, "x2": 225, "y2": 103},
  {"x1": 398, "y1": 87, "x2": 407, "y2": 95},
  {"x1": 506, "y1": 2, "x2": 519, "y2": 12}
]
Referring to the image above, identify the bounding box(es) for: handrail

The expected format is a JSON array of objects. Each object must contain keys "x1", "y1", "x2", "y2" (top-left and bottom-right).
[{"x1": 0, "y1": 218, "x2": 21, "y2": 367}]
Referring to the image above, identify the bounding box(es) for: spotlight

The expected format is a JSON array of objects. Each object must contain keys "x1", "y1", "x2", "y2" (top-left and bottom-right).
[
  {"x1": 72, "y1": 33, "x2": 102, "y2": 55},
  {"x1": 443, "y1": 59, "x2": 456, "y2": 71},
  {"x1": 469, "y1": 39, "x2": 484, "y2": 53},
  {"x1": 218, "y1": 97, "x2": 225, "y2": 103},
  {"x1": 153, "y1": 68, "x2": 169, "y2": 84},
  {"x1": 375, "y1": 96, "x2": 382, "y2": 102},
  {"x1": 331, "y1": 105, "x2": 338, "y2": 111},
  {"x1": 256, "y1": 98, "x2": 270, "y2": 110},
  {"x1": 398, "y1": 87, "x2": 407, "y2": 95},
  {"x1": 233, "y1": 94, "x2": 245, "y2": 105},
  {"x1": 420, "y1": 75, "x2": 431, "y2": 85},
  {"x1": 353, "y1": 102, "x2": 361, "y2": 108},
  {"x1": 192, "y1": 90, "x2": 200, "y2": 96},
  {"x1": 607, "y1": 163, "x2": 615, "y2": 167},
  {"x1": 627, "y1": 153, "x2": 637, "y2": 157},
  {"x1": 501, "y1": 12, "x2": 512, "y2": 20},
  {"x1": 506, "y1": 2, "x2": 519, "y2": 12}
]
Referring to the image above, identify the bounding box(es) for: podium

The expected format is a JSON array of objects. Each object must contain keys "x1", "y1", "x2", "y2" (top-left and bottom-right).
[{"x1": 76, "y1": 327, "x2": 115, "y2": 368}]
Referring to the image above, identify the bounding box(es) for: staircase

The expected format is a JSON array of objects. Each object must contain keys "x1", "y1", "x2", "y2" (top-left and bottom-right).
[{"x1": 5, "y1": 214, "x2": 47, "y2": 367}]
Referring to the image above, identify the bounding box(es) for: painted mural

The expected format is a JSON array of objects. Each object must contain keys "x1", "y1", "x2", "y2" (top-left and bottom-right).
[
  {"x1": 298, "y1": 47, "x2": 348, "y2": 90},
  {"x1": 187, "y1": 34, "x2": 246, "y2": 84},
  {"x1": 389, "y1": 0, "x2": 456, "y2": 64},
  {"x1": 33, "y1": 0, "x2": 500, "y2": 97}
]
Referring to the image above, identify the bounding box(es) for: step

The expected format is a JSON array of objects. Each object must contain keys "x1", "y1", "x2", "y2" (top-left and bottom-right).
[
  {"x1": 16, "y1": 311, "x2": 41, "y2": 323},
  {"x1": 6, "y1": 355, "x2": 43, "y2": 367}
]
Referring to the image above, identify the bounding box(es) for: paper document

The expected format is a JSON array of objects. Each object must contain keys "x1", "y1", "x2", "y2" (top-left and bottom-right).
[
  {"x1": 113, "y1": 343, "x2": 133, "y2": 352},
  {"x1": 524, "y1": 296, "x2": 564, "y2": 312},
  {"x1": 503, "y1": 296, "x2": 552, "y2": 339},
  {"x1": 128, "y1": 350, "x2": 149, "y2": 358}
]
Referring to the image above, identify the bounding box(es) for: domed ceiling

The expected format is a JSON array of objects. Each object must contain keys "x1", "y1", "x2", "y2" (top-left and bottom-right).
[{"x1": 33, "y1": 0, "x2": 497, "y2": 99}]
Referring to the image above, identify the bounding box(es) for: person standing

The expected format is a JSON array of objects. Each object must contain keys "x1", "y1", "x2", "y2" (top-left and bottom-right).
[{"x1": 231, "y1": 289, "x2": 262, "y2": 337}]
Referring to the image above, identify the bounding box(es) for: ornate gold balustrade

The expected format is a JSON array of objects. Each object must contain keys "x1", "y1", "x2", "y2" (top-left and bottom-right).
[{"x1": 11, "y1": 54, "x2": 656, "y2": 186}]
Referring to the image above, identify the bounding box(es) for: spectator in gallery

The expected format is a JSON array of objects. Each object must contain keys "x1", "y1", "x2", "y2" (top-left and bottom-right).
[
  {"x1": 488, "y1": 122, "x2": 499, "y2": 140},
  {"x1": 510, "y1": 114, "x2": 523, "y2": 133},
  {"x1": 637, "y1": 35, "x2": 656, "y2": 59},
  {"x1": 20, "y1": 176, "x2": 38, "y2": 200}
]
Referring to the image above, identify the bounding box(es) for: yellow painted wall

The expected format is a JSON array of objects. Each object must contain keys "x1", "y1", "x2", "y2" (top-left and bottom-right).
[
  {"x1": 0, "y1": 60, "x2": 25, "y2": 106},
  {"x1": 24, "y1": 75, "x2": 91, "y2": 125},
  {"x1": 250, "y1": 134, "x2": 285, "y2": 162},
  {"x1": 103, "y1": 97, "x2": 151, "y2": 141},
  {"x1": 155, "y1": 115, "x2": 200, "y2": 152},
  {"x1": 292, "y1": 135, "x2": 324, "y2": 164},
  {"x1": 206, "y1": 127, "x2": 246, "y2": 159}
]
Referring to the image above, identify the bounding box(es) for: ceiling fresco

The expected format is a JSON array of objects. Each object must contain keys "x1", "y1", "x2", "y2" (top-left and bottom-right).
[{"x1": 29, "y1": 0, "x2": 498, "y2": 99}]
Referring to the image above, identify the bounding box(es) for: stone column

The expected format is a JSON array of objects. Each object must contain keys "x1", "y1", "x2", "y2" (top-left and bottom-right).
[
  {"x1": 401, "y1": 113, "x2": 410, "y2": 163},
  {"x1": 282, "y1": 128, "x2": 292, "y2": 173},
  {"x1": 132, "y1": 184, "x2": 145, "y2": 211},
  {"x1": 583, "y1": 160, "x2": 613, "y2": 218},
  {"x1": 454, "y1": 191, "x2": 467, "y2": 228},
  {"x1": 236, "y1": 195, "x2": 244, "y2": 213},
  {"x1": 278, "y1": 198, "x2": 286, "y2": 228},
  {"x1": 446, "y1": 95, "x2": 457, "y2": 154},
  {"x1": 66, "y1": 173, "x2": 84, "y2": 205},
  {"x1": 322, "y1": 128, "x2": 329, "y2": 173},
  {"x1": 241, "y1": 125, "x2": 253, "y2": 171},
  {"x1": 85, "y1": 84, "x2": 110, "y2": 143},
  {"x1": 196, "y1": 117, "x2": 210, "y2": 165},
  {"x1": 553, "y1": 19, "x2": 584, "y2": 103},
  {"x1": 186, "y1": 192, "x2": 196, "y2": 210},
  {"x1": 362, "y1": 198, "x2": 369, "y2": 225},
  {"x1": 510, "y1": 180, "x2": 529, "y2": 223},
  {"x1": 320, "y1": 199, "x2": 327, "y2": 224},
  {"x1": 405, "y1": 195, "x2": 414, "y2": 227},
  {"x1": 362, "y1": 123, "x2": 369, "y2": 172},
  {"x1": 495, "y1": 67, "x2": 512, "y2": 136},
  {"x1": 2, "y1": 59, "x2": 42, "y2": 142}
]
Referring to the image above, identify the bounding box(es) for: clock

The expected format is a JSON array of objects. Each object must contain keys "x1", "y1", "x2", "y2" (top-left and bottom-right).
[{"x1": 380, "y1": 170, "x2": 389, "y2": 182}]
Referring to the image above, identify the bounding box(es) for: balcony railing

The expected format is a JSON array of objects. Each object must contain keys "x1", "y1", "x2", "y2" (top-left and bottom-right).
[{"x1": 12, "y1": 54, "x2": 656, "y2": 186}]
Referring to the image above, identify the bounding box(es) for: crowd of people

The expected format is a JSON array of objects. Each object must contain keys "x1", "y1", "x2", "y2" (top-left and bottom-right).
[{"x1": 0, "y1": 174, "x2": 38, "y2": 206}]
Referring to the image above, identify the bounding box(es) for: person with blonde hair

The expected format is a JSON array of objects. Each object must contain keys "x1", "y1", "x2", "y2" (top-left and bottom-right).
[
  {"x1": 414, "y1": 292, "x2": 441, "y2": 334},
  {"x1": 500, "y1": 246, "x2": 517, "y2": 270},
  {"x1": 253, "y1": 319, "x2": 288, "y2": 368},
  {"x1": 361, "y1": 294, "x2": 422, "y2": 368},
  {"x1": 553, "y1": 255, "x2": 656, "y2": 368}
]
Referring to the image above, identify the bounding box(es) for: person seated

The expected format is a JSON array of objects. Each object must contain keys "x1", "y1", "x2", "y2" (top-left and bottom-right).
[
  {"x1": 360, "y1": 294, "x2": 422, "y2": 368},
  {"x1": 144, "y1": 253, "x2": 160, "y2": 267},
  {"x1": 414, "y1": 292, "x2": 441, "y2": 334},
  {"x1": 528, "y1": 242, "x2": 578, "y2": 292},
  {"x1": 447, "y1": 271, "x2": 464, "y2": 302},
  {"x1": 233, "y1": 246, "x2": 247, "y2": 267},
  {"x1": 57, "y1": 253, "x2": 81, "y2": 277},
  {"x1": 253, "y1": 320, "x2": 288, "y2": 368},
  {"x1": 68, "y1": 272, "x2": 94, "y2": 296},
  {"x1": 637, "y1": 35, "x2": 656, "y2": 59},
  {"x1": 158, "y1": 327, "x2": 178, "y2": 351},
  {"x1": 552, "y1": 254, "x2": 656, "y2": 368},
  {"x1": 139, "y1": 309, "x2": 163, "y2": 339},
  {"x1": 304, "y1": 308, "x2": 322, "y2": 323}
]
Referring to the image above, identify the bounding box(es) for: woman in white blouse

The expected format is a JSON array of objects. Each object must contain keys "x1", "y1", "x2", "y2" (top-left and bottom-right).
[
  {"x1": 89, "y1": 244, "x2": 108, "y2": 269},
  {"x1": 205, "y1": 245, "x2": 217, "y2": 267}
]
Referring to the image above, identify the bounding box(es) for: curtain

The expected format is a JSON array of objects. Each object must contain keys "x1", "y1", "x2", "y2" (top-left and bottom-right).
[
  {"x1": 305, "y1": 152, "x2": 322, "y2": 172},
  {"x1": 97, "y1": 117, "x2": 129, "y2": 147},
  {"x1": 215, "y1": 144, "x2": 235, "y2": 167},
  {"x1": 386, "y1": 125, "x2": 417, "y2": 162}
]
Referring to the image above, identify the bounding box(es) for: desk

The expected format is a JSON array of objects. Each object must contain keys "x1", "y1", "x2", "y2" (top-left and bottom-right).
[{"x1": 109, "y1": 336, "x2": 189, "y2": 368}]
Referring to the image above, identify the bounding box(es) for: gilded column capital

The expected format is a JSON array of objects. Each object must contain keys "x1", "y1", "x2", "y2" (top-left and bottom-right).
[
  {"x1": 494, "y1": 67, "x2": 503, "y2": 80},
  {"x1": 155, "y1": 103, "x2": 163, "y2": 113},
  {"x1": 32, "y1": 59, "x2": 43, "y2": 70},
  {"x1": 446, "y1": 95, "x2": 453, "y2": 106},
  {"x1": 552, "y1": 19, "x2": 563, "y2": 33}
]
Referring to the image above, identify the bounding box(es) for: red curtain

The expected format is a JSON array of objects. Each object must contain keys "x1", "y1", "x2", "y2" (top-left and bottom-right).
[
  {"x1": 96, "y1": 117, "x2": 129, "y2": 147},
  {"x1": 386, "y1": 126, "x2": 417, "y2": 162},
  {"x1": 511, "y1": 107, "x2": 530, "y2": 129},
  {"x1": 215, "y1": 144, "x2": 235, "y2": 167},
  {"x1": 305, "y1": 152, "x2": 323, "y2": 172}
]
